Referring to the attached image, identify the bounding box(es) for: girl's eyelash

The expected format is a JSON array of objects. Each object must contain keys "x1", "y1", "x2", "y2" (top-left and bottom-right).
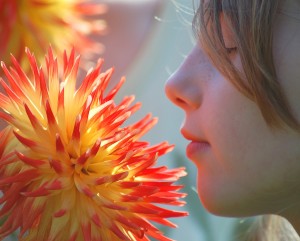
[{"x1": 225, "y1": 47, "x2": 237, "y2": 54}]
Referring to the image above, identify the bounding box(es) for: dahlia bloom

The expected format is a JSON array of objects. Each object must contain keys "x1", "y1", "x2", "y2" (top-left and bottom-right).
[
  {"x1": 0, "y1": 0, "x2": 106, "y2": 71},
  {"x1": 0, "y1": 47, "x2": 187, "y2": 241}
]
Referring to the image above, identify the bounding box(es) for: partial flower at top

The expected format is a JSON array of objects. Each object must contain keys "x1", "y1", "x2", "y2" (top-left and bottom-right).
[
  {"x1": 0, "y1": 0, "x2": 107, "y2": 73},
  {"x1": 0, "y1": 47, "x2": 188, "y2": 241}
]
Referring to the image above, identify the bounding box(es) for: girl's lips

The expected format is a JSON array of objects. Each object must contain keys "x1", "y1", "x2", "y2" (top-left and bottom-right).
[
  {"x1": 181, "y1": 128, "x2": 210, "y2": 159},
  {"x1": 186, "y1": 141, "x2": 210, "y2": 160}
]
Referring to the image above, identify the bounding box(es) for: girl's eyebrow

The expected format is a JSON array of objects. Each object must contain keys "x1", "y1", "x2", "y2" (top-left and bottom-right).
[
  {"x1": 278, "y1": 10, "x2": 300, "y2": 21},
  {"x1": 277, "y1": 0, "x2": 300, "y2": 12},
  {"x1": 277, "y1": 0, "x2": 300, "y2": 19}
]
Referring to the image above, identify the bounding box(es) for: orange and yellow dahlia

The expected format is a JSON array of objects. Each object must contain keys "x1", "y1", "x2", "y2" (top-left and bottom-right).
[
  {"x1": 0, "y1": 0, "x2": 106, "y2": 71},
  {"x1": 0, "y1": 47, "x2": 187, "y2": 241}
]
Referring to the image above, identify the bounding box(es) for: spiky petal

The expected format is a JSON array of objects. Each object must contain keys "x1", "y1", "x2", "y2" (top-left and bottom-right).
[{"x1": 0, "y1": 47, "x2": 187, "y2": 241}]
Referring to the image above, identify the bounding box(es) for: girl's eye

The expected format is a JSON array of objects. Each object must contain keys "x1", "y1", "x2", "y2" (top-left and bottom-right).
[{"x1": 225, "y1": 47, "x2": 237, "y2": 54}]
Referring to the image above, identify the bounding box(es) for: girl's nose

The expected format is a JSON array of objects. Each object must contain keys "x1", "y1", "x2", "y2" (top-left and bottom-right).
[{"x1": 165, "y1": 47, "x2": 207, "y2": 111}]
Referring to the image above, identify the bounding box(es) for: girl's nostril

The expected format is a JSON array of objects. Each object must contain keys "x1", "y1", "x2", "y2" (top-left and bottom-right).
[{"x1": 176, "y1": 98, "x2": 186, "y2": 105}]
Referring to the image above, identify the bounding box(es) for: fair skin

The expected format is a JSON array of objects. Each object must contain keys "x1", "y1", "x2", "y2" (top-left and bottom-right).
[{"x1": 165, "y1": 0, "x2": 300, "y2": 235}]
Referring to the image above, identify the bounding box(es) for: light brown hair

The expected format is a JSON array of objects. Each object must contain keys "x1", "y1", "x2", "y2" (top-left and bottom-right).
[{"x1": 193, "y1": 0, "x2": 300, "y2": 130}]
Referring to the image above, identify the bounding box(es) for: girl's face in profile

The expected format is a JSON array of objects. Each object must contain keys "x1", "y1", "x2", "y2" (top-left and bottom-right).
[{"x1": 165, "y1": 2, "x2": 300, "y2": 219}]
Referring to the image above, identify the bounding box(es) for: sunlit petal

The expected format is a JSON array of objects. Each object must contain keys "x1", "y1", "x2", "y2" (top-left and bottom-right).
[
  {"x1": 0, "y1": 47, "x2": 188, "y2": 241},
  {"x1": 0, "y1": 0, "x2": 107, "y2": 72}
]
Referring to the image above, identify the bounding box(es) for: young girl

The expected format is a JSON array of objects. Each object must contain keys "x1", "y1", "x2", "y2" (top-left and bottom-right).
[{"x1": 165, "y1": 0, "x2": 300, "y2": 240}]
